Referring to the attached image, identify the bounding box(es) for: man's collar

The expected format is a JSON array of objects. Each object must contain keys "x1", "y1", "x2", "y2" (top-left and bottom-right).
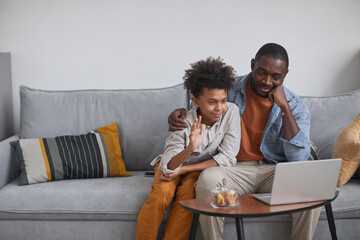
[{"x1": 235, "y1": 72, "x2": 252, "y2": 96}]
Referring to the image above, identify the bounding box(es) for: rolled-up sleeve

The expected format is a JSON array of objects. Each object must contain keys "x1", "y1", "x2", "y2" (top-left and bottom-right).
[
  {"x1": 279, "y1": 102, "x2": 311, "y2": 161},
  {"x1": 158, "y1": 130, "x2": 188, "y2": 174},
  {"x1": 212, "y1": 104, "x2": 241, "y2": 167}
]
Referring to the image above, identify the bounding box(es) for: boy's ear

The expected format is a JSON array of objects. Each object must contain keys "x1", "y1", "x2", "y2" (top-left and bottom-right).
[{"x1": 192, "y1": 96, "x2": 200, "y2": 107}]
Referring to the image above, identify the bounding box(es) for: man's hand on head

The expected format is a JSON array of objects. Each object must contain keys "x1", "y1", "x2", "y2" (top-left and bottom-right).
[
  {"x1": 268, "y1": 85, "x2": 299, "y2": 140},
  {"x1": 267, "y1": 85, "x2": 290, "y2": 112},
  {"x1": 168, "y1": 108, "x2": 188, "y2": 132}
]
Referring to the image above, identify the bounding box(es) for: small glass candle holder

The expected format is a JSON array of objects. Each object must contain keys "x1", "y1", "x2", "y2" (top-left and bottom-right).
[{"x1": 210, "y1": 178, "x2": 239, "y2": 208}]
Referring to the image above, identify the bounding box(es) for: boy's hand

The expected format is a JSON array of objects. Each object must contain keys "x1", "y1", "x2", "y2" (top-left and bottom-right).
[
  {"x1": 168, "y1": 108, "x2": 187, "y2": 131},
  {"x1": 159, "y1": 168, "x2": 183, "y2": 182},
  {"x1": 188, "y1": 116, "x2": 206, "y2": 152}
]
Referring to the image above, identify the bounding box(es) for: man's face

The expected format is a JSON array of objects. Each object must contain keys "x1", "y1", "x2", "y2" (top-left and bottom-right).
[
  {"x1": 193, "y1": 88, "x2": 227, "y2": 126},
  {"x1": 250, "y1": 55, "x2": 288, "y2": 98}
]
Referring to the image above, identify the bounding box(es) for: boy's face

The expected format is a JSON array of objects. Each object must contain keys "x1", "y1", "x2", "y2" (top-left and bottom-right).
[{"x1": 193, "y1": 88, "x2": 227, "y2": 126}]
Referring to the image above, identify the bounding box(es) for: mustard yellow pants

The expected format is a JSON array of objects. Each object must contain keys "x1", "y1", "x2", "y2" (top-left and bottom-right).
[{"x1": 136, "y1": 163, "x2": 201, "y2": 240}]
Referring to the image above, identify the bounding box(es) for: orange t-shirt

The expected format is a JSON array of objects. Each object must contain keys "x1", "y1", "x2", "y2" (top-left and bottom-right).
[{"x1": 236, "y1": 80, "x2": 273, "y2": 161}]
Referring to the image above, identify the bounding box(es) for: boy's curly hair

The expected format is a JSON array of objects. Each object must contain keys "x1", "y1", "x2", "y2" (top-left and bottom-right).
[{"x1": 183, "y1": 57, "x2": 237, "y2": 98}]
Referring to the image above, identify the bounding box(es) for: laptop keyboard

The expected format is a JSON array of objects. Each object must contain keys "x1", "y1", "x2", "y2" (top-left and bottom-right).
[{"x1": 254, "y1": 193, "x2": 271, "y2": 204}]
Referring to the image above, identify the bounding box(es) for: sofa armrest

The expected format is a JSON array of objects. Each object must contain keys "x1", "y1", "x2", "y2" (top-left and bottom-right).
[{"x1": 0, "y1": 135, "x2": 19, "y2": 189}]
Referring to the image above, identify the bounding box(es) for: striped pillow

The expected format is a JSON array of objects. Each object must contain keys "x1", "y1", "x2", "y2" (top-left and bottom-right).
[
  {"x1": 11, "y1": 123, "x2": 131, "y2": 185},
  {"x1": 308, "y1": 139, "x2": 320, "y2": 160}
]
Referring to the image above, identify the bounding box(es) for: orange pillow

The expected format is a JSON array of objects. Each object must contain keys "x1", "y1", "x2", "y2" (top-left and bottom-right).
[{"x1": 332, "y1": 113, "x2": 360, "y2": 187}]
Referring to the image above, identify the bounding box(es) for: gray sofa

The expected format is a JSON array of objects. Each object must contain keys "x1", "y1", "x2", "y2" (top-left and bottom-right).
[{"x1": 0, "y1": 84, "x2": 359, "y2": 240}]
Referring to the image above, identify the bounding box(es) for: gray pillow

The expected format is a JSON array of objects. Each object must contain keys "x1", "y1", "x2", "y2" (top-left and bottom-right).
[{"x1": 301, "y1": 89, "x2": 360, "y2": 159}]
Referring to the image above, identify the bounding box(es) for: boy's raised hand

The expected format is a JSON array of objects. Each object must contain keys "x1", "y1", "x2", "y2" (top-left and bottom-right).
[{"x1": 188, "y1": 116, "x2": 206, "y2": 151}]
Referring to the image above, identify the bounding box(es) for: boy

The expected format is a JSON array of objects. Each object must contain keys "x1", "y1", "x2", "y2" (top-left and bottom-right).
[{"x1": 136, "y1": 57, "x2": 241, "y2": 240}]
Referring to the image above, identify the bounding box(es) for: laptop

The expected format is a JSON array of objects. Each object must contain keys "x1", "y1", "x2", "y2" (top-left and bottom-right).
[{"x1": 252, "y1": 158, "x2": 342, "y2": 205}]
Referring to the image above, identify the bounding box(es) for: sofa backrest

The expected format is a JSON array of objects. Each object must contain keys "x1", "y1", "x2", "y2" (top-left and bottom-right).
[
  {"x1": 20, "y1": 85, "x2": 360, "y2": 169},
  {"x1": 20, "y1": 85, "x2": 189, "y2": 171},
  {"x1": 301, "y1": 89, "x2": 360, "y2": 159}
]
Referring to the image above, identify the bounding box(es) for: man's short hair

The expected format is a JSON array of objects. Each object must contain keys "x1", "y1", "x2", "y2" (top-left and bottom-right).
[
  {"x1": 255, "y1": 43, "x2": 289, "y2": 69},
  {"x1": 183, "y1": 57, "x2": 237, "y2": 98}
]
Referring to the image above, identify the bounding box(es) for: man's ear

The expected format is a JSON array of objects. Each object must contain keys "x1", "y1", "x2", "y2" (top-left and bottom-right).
[
  {"x1": 285, "y1": 68, "x2": 289, "y2": 77},
  {"x1": 192, "y1": 96, "x2": 200, "y2": 107},
  {"x1": 251, "y1": 58, "x2": 255, "y2": 71}
]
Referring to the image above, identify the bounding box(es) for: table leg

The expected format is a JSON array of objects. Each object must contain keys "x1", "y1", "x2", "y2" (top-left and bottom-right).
[
  {"x1": 188, "y1": 213, "x2": 199, "y2": 240},
  {"x1": 325, "y1": 203, "x2": 337, "y2": 240},
  {"x1": 235, "y1": 217, "x2": 245, "y2": 240}
]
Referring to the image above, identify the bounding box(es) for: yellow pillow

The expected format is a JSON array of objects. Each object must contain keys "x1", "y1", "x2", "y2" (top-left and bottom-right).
[{"x1": 332, "y1": 113, "x2": 360, "y2": 187}]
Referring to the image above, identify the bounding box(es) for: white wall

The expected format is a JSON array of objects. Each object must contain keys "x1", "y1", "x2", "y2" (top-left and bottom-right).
[
  {"x1": 0, "y1": 0, "x2": 360, "y2": 132},
  {"x1": 0, "y1": 53, "x2": 13, "y2": 140}
]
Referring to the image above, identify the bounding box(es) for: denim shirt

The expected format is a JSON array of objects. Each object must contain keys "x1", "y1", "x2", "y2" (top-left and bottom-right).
[{"x1": 227, "y1": 73, "x2": 311, "y2": 164}]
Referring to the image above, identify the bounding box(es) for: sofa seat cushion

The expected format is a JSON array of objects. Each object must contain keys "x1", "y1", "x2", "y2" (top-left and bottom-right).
[
  {"x1": 326, "y1": 179, "x2": 360, "y2": 219},
  {"x1": 0, "y1": 174, "x2": 359, "y2": 223},
  {"x1": 0, "y1": 171, "x2": 155, "y2": 221}
]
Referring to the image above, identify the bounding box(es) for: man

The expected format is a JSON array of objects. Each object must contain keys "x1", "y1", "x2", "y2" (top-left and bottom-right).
[
  {"x1": 136, "y1": 57, "x2": 241, "y2": 240},
  {"x1": 168, "y1": 43, "x2": 321, "y2": 240}
]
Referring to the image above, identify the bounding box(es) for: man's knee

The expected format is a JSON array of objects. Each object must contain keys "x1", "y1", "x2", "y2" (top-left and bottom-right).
[{"x1": 195, "y1": 167, "x2": 225, "y2": 197}]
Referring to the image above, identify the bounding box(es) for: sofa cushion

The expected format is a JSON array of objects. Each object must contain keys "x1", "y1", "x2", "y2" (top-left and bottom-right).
[
  {"x1": 0, "y1": 172, "x2": 153, "y2": 221},
  {"x1": 11, "y1": 123, "x2": 131, "y2": 185},
  {"x1": 0, "y1": 173, "x2": 359, "y2": 222},
  {"x1": 332, "y1": 113, "x2": 360, "y2": 187},
  {"x1": 19, "y1": 85, "x2": 189, "y2": 171},
  {"x1": 301, "y1": 89, "x2": 360, "y2": 160},
  {"x1": 328, "y1": 180, "x2": 360, "y2": 219}
]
